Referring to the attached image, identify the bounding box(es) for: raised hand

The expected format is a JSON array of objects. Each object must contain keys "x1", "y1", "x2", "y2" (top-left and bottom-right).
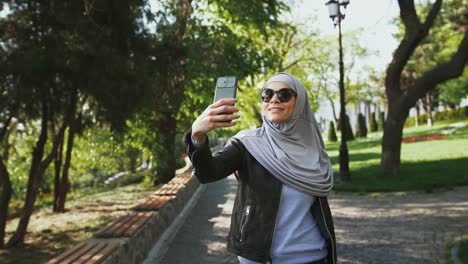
[{"x1": 191, "y1": 98, "x2": 240, "y2": 142}]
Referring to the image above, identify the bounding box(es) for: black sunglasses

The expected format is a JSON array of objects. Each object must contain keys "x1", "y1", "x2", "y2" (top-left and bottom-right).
[{"x1": 260, "y1": 88, "x2": 297, "y2": 103}]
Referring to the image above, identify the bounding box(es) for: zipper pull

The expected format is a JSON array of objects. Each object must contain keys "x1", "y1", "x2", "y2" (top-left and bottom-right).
[{"x1": 245, "y1": 205, "x2": 250, "y2": 215}]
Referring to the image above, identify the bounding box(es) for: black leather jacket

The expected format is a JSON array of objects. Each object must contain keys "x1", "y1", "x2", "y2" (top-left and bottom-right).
[{"x1": 185, "y1": 133, "x2": 337, "y2": 264}]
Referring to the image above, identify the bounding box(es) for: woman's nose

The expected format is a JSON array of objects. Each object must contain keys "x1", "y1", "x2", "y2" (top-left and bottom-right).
[{"x1": 269, "y1": 93, "x2": 280, "y2": 103}]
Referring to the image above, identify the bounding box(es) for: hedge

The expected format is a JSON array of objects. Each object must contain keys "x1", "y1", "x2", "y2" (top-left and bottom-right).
[{"x1": 405, "y1": 105, "x2": 468, "y2": 127}]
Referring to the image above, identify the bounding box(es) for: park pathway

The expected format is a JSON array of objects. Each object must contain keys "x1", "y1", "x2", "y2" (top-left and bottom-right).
[{"x1": 152, "y1": 175, "x2": 468, "y2": 264}]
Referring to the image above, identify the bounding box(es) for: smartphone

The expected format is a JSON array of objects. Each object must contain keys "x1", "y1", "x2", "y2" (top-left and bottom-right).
[{"x1": 213, "y1": 76, "x2": 238, "y2": 103}]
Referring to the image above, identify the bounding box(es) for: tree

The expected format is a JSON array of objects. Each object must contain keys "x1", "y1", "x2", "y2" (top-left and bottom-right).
[
  {"x1": 233, "y1": 21, "x2": 329, "y2": 130},
  {"x1": 1, "y1": 0, "x2": 152, "y2": 246},
  {"x1": 316, "y1": 30, "x2": 379, "y2": 131},
  {"x1": 381, "y1": 0, "x2": 468, "y2": 176},
  {"x1": 147, "y1": 0, "x2": 288, "y2": 183}
]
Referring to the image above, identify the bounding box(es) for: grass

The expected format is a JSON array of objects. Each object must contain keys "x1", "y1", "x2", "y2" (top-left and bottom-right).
[
  {"x1": 326, "y1": 119, "x2": 468, "y2": 193},
  {"x1": 460, "y1": 234, "x2": 468, "y2": 264},
  {"x1": 0, "y1": 184, "x2": 155, "y2": 264}
]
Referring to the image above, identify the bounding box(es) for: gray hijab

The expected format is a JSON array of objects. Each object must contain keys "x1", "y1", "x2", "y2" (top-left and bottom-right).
[{"x1": 234, "y1": 72, "x2": 333, "y2": 197}]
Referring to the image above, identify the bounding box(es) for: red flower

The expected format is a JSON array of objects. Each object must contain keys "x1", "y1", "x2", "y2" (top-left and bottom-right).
[{"x1": 401, "y1": 134, "x2": 448, "y2": 143}]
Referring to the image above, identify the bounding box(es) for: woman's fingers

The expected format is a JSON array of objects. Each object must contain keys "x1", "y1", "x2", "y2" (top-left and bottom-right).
[
  {"x1": 208, "y1": 113, "x2": 240, "y2": 123},
  {"x1": 211, "y1": 98, "x2": 237, "y2": 108},
  {"x1": 209, "y1": 105, "x2": 238, "y2": 116},
  {"x1": 192, "y1": 99, "x2": 240, "y2": 136},
  {"x1": 198, "y1": 113, "x2": 239, "y2": 131}
]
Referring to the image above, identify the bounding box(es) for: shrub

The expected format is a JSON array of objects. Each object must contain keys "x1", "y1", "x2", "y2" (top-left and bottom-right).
[
  {"x1": 344, "y1": 114, "x2": 354, "y2": 141},
  {"x1": 119, "y1": 171, "x2": 152, "y2": 186},
  {"x1": 378, "y1": 111, "x2": 385, "y2": 131},
  {"x1": 405, "y1": 105, "x2": 468, "y2": 127},
  {"x1": 355, "y1": 113, "x2": 368, "y2": 138},
  {"x1": 369, "y1": 112, "x2": 378, "y2": 132},
  {"x1": 327, "y1": 121, "x2": 338, "y2": 142},
  {"x1": 405, "y1": 116, "x2": 415, "y2": 127}
]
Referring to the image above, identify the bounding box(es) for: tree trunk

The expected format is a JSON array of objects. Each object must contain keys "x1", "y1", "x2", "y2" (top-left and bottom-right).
[
  {"x1": 155, "y1": 114, "x2": 177, "y2": 184},
  {"x1": 414, "y1": 100, "x2": 420, "y2": 127},
  {"x1": 425, "y1": 94, "x2": 433, "y2": 127},
  {"x1": 381, "y1": 0, "x2": 467, "y2": 176},
  {"x1": 55, "y1": 124, "x2": 76, "y2": 212},
  {"x1": 365, "y1": 103, "x2": 371, "y2": 129},
  {"x1": 7, "y1": 98, "x2": 49, "y2": 247},
  {"x1": 54, "y1": 89, "x2": 78, "y2": 213},
  {"x1": 327, "y1": 97, "x2": 339, "y2": 130},
  {"x1": 0, "y1": 160, "x2": 12, "y2": 248},
  {"x1": 8, "y1": 96, "x2": 67, "y2": 246},
  {"x1": 0, "y1": 117, "x2": 14, "y2": 248},
  {"x1": 381, "y1": 106, "x2": 408, "y2": 177},
  {"x1": 152, "y1": 0, "x2": 192, "y2": 184},
  {"x1": 53, "y1": 138, "x2": 64, "y2": 212}
]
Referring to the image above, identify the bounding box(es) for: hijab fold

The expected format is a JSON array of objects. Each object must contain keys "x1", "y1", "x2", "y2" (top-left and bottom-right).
[{"x1": 234, "y1": 73, "x2": 333, "y2": 197}]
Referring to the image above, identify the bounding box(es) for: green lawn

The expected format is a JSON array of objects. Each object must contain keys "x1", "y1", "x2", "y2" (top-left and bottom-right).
[{"x1": 326, "y1": 120, "x2": 468, "y2": 193}]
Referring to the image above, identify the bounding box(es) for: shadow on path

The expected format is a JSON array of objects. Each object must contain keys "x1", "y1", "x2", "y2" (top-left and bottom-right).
[
  {"x1": 160, "y1": 175, "x2": 238, "y2": 264},
  {"x1": 158, "y1": 175, "x2": 468, "y2": 264}
]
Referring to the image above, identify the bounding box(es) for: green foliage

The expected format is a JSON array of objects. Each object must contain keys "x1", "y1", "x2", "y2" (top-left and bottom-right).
[
  {"x1": 205, "y1": 0, "x2": 287, "y2": 34},
  {"x1": 405, "y1": 106, "x2": 468, "y2": 127},
  {"x1": 355, "y1": 113, "x2": 367, "y2": 138},
  {"x1": 327, "y1": 121, "x2": 338, "y2": 142},
  {"x1": 395, "y1": 0, "x2": 468, "y2": 107},
  {"x1": 67, "y1": 127, "x2": 146, "y2": 189},
  {"x1": 143, "y1": 0, "x2": 290, "y2": 182},
  {"x1": 438, "y1": 68, "x2": 468, "y2": 107}
]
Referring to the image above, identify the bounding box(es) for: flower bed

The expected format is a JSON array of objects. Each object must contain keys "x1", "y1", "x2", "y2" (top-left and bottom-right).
[{"x1": 401, "y1": 133, "x2": 448, "y2": 143}]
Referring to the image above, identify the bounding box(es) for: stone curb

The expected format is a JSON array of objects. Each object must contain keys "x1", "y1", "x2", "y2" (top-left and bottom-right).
[
  {"x1": 100, "y1": 169, "x2": 199, "y2": 264},
  {"x1": 142, "y1": 183, "x2": 206, "y2": 264},
  {"x1": 451, "y1": 239, "x2": 463, "y2": 264}
]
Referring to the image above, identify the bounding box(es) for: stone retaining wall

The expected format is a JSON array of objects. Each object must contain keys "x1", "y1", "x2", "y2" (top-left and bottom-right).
[
  {"x1": 102, "y1": 172, "x2": 199, "y2": 264},
  {"x1": 48, "y1": 168, "x2": 200, "y2": 264}
]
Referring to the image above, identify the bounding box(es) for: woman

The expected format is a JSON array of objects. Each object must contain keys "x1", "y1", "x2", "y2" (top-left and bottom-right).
[{"x1": 185, "y1": 72, "x2": 336, "y2": 264}]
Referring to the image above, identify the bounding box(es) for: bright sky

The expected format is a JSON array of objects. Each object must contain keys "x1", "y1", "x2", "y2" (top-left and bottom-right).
[
  {"x1": 286, "y1": 0, "x2": 401, "y2": 122},
  {"x1": 290, "y1": 0, "x2": 400, "y2": 73}
]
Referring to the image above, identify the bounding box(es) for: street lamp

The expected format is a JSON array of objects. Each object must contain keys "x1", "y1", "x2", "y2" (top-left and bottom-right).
[{"x1": 326, "y1": 0, "x2": 351, "y2": 181}]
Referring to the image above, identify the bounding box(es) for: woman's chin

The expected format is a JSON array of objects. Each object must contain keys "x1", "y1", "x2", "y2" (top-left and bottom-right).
[{"x1": 267, "y1": 116, "x2": 288, "y2": 123}]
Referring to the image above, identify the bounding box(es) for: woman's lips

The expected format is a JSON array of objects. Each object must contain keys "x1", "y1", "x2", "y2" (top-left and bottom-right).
[{"x1": 268, "y1": 107, "x2": 284, "y2": 113}]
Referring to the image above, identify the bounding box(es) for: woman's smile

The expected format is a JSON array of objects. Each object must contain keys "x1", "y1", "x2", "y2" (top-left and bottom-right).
[{"x1": 262, "y1": 81, "x2": 296, "y2": 123}]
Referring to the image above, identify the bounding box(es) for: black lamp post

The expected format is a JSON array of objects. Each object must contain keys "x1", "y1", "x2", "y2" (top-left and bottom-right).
[{"x1": 326, "y1": 0, "x2": 351, "y2": 181}]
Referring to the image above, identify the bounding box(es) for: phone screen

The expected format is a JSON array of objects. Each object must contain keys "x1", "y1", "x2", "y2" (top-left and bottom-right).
[{"x1": 214, "y1": 76, "x2": 237, "y2": 103}]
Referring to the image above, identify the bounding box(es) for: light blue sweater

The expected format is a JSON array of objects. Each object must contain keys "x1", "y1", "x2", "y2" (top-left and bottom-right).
[{"x1": 239, "y1": 184, "x2": 327, "y2": 264}]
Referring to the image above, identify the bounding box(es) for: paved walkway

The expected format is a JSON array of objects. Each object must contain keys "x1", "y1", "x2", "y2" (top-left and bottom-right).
[
  {"x1": 156, "y1": 176, "x2": 468, "y2": 264},
  {"x1": 158, "y1": 175, "x2": 239, "y2": 264}
]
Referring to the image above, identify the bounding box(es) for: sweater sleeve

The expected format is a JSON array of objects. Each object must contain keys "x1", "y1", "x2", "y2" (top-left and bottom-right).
[{"x1": 184, "y1": 132, "x2": 243, "y2": 183}]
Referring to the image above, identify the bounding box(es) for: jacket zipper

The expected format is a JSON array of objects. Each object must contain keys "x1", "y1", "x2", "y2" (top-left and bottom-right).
[
  {"x1": 240, "y1": 205, "x2": 251, "y2": 242},
  {"x1": 318, "y1": 198, "x2": 336, "y2": 264}
]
